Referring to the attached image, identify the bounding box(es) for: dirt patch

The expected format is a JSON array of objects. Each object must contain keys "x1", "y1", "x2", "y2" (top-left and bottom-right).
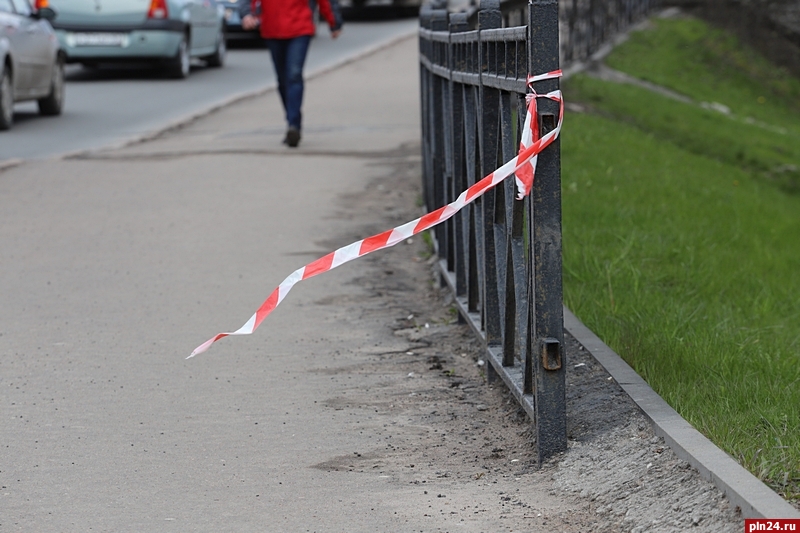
[{"x1": 307, "y1": 141, "x2": 743, "y2": 531}]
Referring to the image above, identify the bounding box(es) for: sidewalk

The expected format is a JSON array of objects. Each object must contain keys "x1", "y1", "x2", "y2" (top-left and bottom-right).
[{"x1": 0, "y1": 36, "x2": 744, "y2": 532}]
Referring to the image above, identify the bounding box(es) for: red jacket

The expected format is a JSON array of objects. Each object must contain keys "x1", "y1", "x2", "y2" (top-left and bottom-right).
[{"x1": 250, "y1": 0, "x2": 342, "y2": 40}]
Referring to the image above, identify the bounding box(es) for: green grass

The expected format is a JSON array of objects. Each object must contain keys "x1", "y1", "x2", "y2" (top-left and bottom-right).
[
  {"x1": 607, "y1": 17, "x2": 800, "y2": 127},
  {"x1": 561, "y1": 16, "x2": 800, "y2": 501}
]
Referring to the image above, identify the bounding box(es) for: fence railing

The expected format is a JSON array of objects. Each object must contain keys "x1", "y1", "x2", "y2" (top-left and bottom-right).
[
  {"x1": 458, "y1": 0, "x2": 658, "y2": 66},
  {"x1": 419, "y1": 0, "x2": 655, "y2": 463}
]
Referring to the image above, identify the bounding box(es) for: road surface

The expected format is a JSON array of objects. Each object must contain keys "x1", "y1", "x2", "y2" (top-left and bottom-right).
[{"x1": 0, "y1": 18, "x2": 417, "y2": 162}]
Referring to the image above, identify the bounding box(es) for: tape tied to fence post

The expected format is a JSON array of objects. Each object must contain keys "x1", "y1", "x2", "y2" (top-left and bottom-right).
[{"x1": 189, "y1": 70, "x2": 564, "y2": 358}]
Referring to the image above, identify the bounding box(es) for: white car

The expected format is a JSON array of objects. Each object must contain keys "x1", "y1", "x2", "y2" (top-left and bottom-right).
[
  {"x1": 0, "y1": 0, "x2": 64, "y2": 130},
  {"x1": 45, "y1": 0, "x2": 226, "y2": 79}
]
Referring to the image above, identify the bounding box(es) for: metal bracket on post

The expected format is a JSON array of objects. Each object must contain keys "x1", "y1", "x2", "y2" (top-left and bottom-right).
[
  {"x1": 541, "y1": 338, "x2": 561, "y2": 370},
  {"x1": 539, "y1": 113, "x2": 556, "y2": 134}
]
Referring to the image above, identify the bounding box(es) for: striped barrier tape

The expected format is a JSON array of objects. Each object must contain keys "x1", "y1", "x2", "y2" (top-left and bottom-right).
[{"x1": 189, "y1": 70, "x2": 564, "y2": 358}]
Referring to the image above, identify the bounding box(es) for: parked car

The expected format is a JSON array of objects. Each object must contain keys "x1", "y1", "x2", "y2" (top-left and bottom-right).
[
  {"x1": 0, "y1": 0, "x2": 64, "y2": 130},
  {"x1": 340, "y1": 0, "x2": 421, "y2": 10},
  {"x1": 218, "y1": 0, "x2": 259, "y2": 42},
  {"x1": 44, "y1": 0, "x2": 226, "y2": 78}
]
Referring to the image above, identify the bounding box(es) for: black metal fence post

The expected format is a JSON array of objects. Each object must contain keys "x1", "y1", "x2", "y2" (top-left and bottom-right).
[{"x1": 529, "y1": 0, "x2": 567, "y2": 463}]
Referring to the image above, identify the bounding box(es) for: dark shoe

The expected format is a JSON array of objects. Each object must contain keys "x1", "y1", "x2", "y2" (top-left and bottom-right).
[{"x1": 284, "y1": 127, "x2": 301, "y2": 148}]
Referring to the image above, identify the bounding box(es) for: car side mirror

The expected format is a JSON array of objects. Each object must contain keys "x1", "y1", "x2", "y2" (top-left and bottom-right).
[{"x1": 36, "y1": 7, "x2": 58, "y2": 21}]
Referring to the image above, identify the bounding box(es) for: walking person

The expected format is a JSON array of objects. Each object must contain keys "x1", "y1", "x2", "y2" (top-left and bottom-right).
[{"x1": 242, "y1": 0, "x2": 343, "y2": 148}]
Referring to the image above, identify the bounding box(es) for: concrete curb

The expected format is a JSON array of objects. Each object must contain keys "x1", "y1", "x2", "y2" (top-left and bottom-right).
[
  {"x1": 59, "y1": 28, "x2": 420, "y2": 161},
  {"x1": 564, "y1": 307, "x2": 800, "y2": 519},
  {"x1": 0, "y1": 158, "x2": 23, "y2": 173}
]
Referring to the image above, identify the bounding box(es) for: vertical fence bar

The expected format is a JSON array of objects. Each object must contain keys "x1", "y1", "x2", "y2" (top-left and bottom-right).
[
  {"x1": 430, "y1": 9, "x2": 449, "y2": 265},
  {"x1": 449, "y1": 13, "x2": 470, "y2": 306},
  {"x1": 528, "y1": 0, "x2": 567, "y2": 463},
  {"x1": 478, "y1": 0, "x2": 503, "y2": 349},
  {"x1": 419, "y1": 6, "x2": 432, "y2": 213},
  {"x1": 463, "y1": 62, "x2": 482, "y2": 317}
]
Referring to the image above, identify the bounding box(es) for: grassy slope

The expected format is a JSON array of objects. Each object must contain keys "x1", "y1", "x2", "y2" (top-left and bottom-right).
[{"x1": 561, "y1": 16, "x2": 800, "y2": 499}]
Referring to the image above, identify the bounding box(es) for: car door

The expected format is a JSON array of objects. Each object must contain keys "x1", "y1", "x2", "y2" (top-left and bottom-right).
[
  {"x1": 0, "y1": 1, "x2": 15, "y2": 66},
  {"x1": 187, "y1": 0, "x2": 214, "y2": 51},
  {"x1": 0, "y1": 0, "x2": 32, "y2": 95},
  {"x1": 10, "y1": 0, "x2": 50, "y2": 93}
]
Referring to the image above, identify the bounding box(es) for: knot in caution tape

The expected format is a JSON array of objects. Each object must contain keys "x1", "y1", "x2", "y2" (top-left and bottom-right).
[{"x1": 189, "y1": 70, "x2": 564, "y2": 358}]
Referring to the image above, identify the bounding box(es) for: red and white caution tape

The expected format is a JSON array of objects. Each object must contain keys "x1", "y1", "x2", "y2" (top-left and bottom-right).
[{"x1": 189, "y1": 70, "x2": 564, "y2": 358}]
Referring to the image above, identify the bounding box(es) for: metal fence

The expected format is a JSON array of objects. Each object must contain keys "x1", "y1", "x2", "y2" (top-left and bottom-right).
[
  {"x1": 419, "y1": 0, "x2": 655, "y2": 462},
  {"x1": 420, "y1": 0, "x2": 566, "y2": 463},
  {"x1": 458, "y1": 0, "x2": 658, "y2": 65},
  {"x1": 560, "y1": 0, "x2": 656, "y2": 64}
]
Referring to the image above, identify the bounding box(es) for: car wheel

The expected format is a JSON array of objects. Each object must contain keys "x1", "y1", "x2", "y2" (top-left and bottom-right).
[
  {"x1": 205, "y1": 30, "x2": 226, "y2": 68},
  {"x1": 38, "y1": 59, "x2": 65, "y2": 116},
  {"x1": 0, "y1": 68, "x2": 13, "y2": 131},
  {"x1": 166, "y1": 34, "x2": 191, "y2": 79}
]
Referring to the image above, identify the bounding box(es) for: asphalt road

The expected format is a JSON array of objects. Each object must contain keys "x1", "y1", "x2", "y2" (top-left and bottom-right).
[{"x1": 0, "y1": 17, "x2": 417, "y2": 162}]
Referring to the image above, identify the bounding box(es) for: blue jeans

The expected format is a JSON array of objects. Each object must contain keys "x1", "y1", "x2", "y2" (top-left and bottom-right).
[{"x1": 265, "y1": 36, "x2": 312, "y2": 130}]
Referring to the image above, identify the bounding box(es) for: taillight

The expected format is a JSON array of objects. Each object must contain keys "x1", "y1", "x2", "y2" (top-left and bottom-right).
[
  {"x1": 147, "y1": 0, "x2": 168, "y2": 19},
  {"x1": 35, "y1": 0, "x2": 49, "y2": 8}
]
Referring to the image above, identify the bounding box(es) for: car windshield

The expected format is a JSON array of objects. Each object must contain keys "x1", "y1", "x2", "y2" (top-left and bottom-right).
[{"x1": 10, "y1": 0, "x2": 31, "y2": 16}]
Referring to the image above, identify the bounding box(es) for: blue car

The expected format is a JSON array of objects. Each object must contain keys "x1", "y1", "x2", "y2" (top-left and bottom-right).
[{"x1": 45, "y1": 0, "x2": 226, "y2": 78}]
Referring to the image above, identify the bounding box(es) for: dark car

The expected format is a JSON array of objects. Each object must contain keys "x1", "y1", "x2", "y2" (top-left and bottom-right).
[
  {"x1": 222, "y1": 0, "x2": 332, "y2": 43},
  {"x1": 0, "y1": 0, "x2": 64, "y2": 130},
  {"x1": 218, "y1": 0, "x2": 260, "y2": 42},
  {"x1": 340, "y1": 0, "x2": 421, "y2": 9}
]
